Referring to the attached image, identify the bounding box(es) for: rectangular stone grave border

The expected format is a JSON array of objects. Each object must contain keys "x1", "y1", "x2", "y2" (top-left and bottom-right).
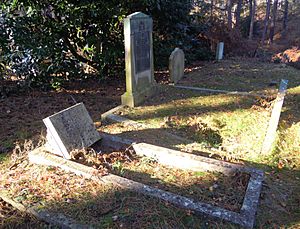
[
  {"x1": 29, "y1": 133, "x2": 264, "y2": 229},
  {"x1": 101, "y1": 105, "x2": 125, "y2": 120}
]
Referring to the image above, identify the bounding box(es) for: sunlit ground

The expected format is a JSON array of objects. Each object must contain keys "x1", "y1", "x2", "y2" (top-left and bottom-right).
[{"x1": 1, "y1": 59, "x2": 300, "y2": 228}]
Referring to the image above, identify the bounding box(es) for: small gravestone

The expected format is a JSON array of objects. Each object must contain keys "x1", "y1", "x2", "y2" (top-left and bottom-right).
[
  {"x1": 261, "y1": 79, "x2": 288, "y2": 154},
  {"x1": 121, "y1": 12, "x2": 157, "y2": 107},
  {"x1": 43, "y1": 103, "x2": 101, "y2": 159},
  {"x1": 169, "y1": 48, "x2": 185, "y2": 84},
  {"x1": 216, "y1": 42, "x2": 224, "y2": 61}
]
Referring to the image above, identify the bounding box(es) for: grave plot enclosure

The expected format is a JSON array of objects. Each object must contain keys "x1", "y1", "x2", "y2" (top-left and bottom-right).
[{"x1": 30, "y1": 132, "x2": 264, "y2": 229}]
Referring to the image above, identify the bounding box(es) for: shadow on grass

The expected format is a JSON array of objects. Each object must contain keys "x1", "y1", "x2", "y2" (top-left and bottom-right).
[
  {"x1": 280, "y1": 90, "x2": 300, "y2": 127},
  {"x1": 2, "y1": 150, "x2": 300, "y2": 229},
  {"x1": 122, "y1": 91, "x2": 258, "y2": 124},
  {"x1": 178, "y1": 60, "x2": 300, "y2": 93},
  {"x1": 44, "y1": 188, "x2": 226, "y2": 228},
  {"x1": 1, "y1": 162, "x2": 248, "y2": 228}
]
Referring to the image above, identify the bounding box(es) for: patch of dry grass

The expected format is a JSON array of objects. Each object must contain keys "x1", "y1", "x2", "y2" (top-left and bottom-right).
[{"x1": 111, "y1": 153, "x2": 249, "y2": 212}]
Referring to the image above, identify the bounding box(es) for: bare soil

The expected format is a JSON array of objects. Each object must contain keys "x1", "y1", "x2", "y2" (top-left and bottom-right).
[{"x1": 0, "y1": 78, "x2": 124, "y2": 154}]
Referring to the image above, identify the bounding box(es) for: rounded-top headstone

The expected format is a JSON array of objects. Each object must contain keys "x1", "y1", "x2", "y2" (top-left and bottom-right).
[{"x1": 169, "y1": 48, "x2": 185, "y2": 84}]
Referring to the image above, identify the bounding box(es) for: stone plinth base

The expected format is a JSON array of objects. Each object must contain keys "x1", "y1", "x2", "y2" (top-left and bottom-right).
[{"x1": 121, "y1": 85, "x2": 158, "y2": 107}]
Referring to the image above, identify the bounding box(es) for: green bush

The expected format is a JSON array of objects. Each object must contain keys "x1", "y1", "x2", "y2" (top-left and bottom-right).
[{"x1": 0, "y1": 0, "x2": 211, "y2": 88}]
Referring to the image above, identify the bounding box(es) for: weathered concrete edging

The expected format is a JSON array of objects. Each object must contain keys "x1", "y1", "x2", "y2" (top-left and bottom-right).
[
  {"x1": 173, "y1": 85, "x2": 268, "y2": 97},
  {"x1": 105, "y1": 134, "x2": 264, "y2": 229},
  {"x1": 0, "y1": 191, "x2": 92, "y2": 229},
  {"x1": 132, "y1": 142, "x2": 260, "y2": 175},
  {"x1": 101, "y1": 105, "x2": 125, "y2": 121},
  {"x1": 29, "y1": 137, "x2": 263, "y2": 229}
]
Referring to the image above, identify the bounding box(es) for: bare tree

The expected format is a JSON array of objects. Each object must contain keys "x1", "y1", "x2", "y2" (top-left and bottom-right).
[
  {"x1": 235, "y1": 0, "x2": 243, "y2": 28},
  {"x1": 227, "y1": 0, "x2": 233, "y2": 29},
  {"x1": 262, "y1": 0, "x2": 272, "y2": 43},
  {"x1": 283, "y1": 0, "x2": 289, "y2": 31},
  {"x1": 269, "y1": 0, "x2": 279, "y2": 43},
  {"x1": 249, "y1": 0, "x2": 256, "y2": 39}
]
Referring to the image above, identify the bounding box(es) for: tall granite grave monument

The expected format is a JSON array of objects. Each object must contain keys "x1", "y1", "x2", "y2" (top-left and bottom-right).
[{"x1": 121, "y1": 12, "x2": 157, "y2": 107}]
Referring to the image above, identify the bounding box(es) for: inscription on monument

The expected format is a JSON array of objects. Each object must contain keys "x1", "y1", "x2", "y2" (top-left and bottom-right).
[
  {"x1": 43, "y1": 103, "x2": 101, "y2": 159},
  {"x1": 121, "y1": 12, "x2": 157, "y2": 107},
  {"x1": 134, "y1": 21, "x2": 151, "y2": 74}
]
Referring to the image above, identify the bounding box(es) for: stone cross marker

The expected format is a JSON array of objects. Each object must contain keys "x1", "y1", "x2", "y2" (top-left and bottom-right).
[
  {"x1": 216, "y1": 42, "x2": 224, "y2": 61},
  {"x1": 261, "y1": 79, "x2": 288, "y2": 154},
  {"x1": 43, "y1": 103, "x2": 101, "y2": 159},
  {"x1": 121, "y1": 12, "x2": 157, "y2": 107},
  {"x1": 169, "y1": 48, "x2": 185, "y2": 84}
]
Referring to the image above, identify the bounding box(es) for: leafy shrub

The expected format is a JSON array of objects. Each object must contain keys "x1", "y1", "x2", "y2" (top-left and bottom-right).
[{"x1": 0, "y1": 1, "x2": 211, "y2": 89}]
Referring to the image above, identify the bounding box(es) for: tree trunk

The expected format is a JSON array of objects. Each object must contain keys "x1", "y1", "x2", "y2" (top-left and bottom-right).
[
  {"x1": 235, "y1": 0, "x2": 243, "y2": 28},
  {"x1": 211, "y1": 0, "x2": 214, "y2": 21},
  {"x1": 283, "y1": 0, "x2": 288, "y2": 31},
  {"x1": 249, "y1": 0, "x2": 253, "y2": 21},
  {"x1": 249, "y1": 0, "x2": 256, "y2": 39},
  {"x1": 227, "y1": 0, "x2": 233, "y2": 29},
  {"x1": 269, "y1": 0, "x2": 278, "y2": 43},
  {"x1": 262, "y1": 0, "x2": 271, "y2": 43}
]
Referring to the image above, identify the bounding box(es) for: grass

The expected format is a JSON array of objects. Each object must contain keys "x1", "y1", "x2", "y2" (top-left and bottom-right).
[
  {"x1": 110, "y1": 60, "x2": 300, "y2": 167},
  {"x1": 71, "y1": 148, "x2": 249, "y2": 213},
  {"x1": 0, "y1": 198, "x2": 49, "y2": 229},
  {"x1": 1, "y1": 59, "x2": 300, "y2": 228},
  {"x1": 113, "y1": 87, "x2": 270, "y2": 163},
  {"x1": 111, "y1": 155, "x2": 249, "y2": 213},
  {"x1": 99, "y1": 59, "x2": 300, "y2": 227},
  {"x1": 179, "y1": 59, "x2": 300, "y2": 92},
  {"x1": 0, "y1": 153, "x2": 9, "y2": 163},
  {"x1": 0, "y1": 153, "x2": 238, "y2": 228}
]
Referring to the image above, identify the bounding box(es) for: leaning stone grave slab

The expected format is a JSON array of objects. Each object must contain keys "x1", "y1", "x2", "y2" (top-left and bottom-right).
[
  {"x1": 43, "y1": 103, "x2": 101, "y2": 159},
  {"x1": 121, "y1": 12, "x2": 157, "y2": 107},
  {"x1": 169, "y1": 48, "x2": 185, "y2": 84},
  {"x1": 30, "y1": 132, "x2": 264, "y2": 229}
]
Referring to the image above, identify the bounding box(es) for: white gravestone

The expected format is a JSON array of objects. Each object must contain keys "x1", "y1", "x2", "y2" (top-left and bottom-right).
[
  {"x1": 216, "y1": 42, "x2": 224, "y2": 61},
  {"x1": 121, "y1": 12, "x2": 157, "y2": 107},
  {"x1": 43, "y1": 103, "x2": 101, "y2": 159},
  {"x1": 169, "y1": 48, "x2": 185, "y2": 84}
]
